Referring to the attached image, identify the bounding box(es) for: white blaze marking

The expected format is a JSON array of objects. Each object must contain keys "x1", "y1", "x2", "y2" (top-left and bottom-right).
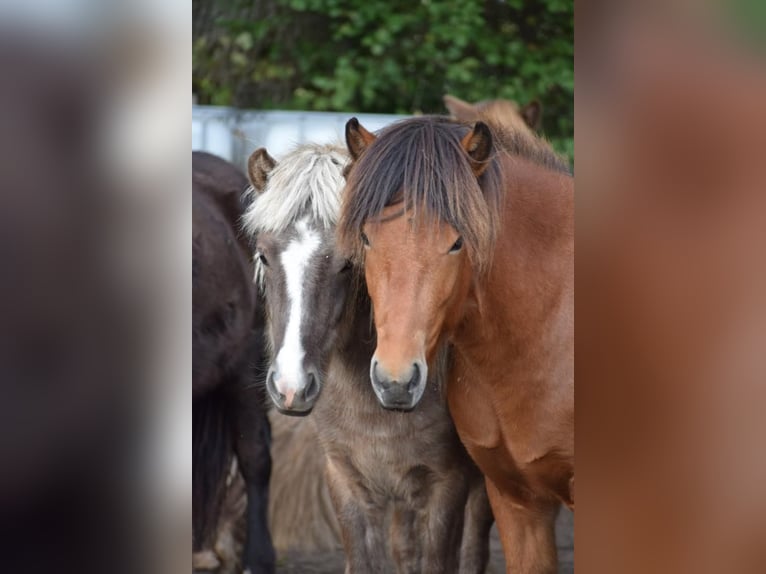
[{"x1": 274, "y1": 219, "x2": 320, "y2": 394}]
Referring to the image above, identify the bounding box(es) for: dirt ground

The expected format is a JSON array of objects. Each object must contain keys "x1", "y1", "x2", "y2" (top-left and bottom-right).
[{"x1": 275, "y1": 507, "x2": 574, "y2": 573}]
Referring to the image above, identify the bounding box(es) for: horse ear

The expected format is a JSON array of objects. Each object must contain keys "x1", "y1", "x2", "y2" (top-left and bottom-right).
[
  {"x1": 345, "y1": 118, "x2": 376, "y2": 160},
  {"x1": 247, "y1": 148, "x2": 276, "y2": 193},
  {"x1": 520, "y1": 100, "x2": 542, "y2": 130},
  {"x1": 443, "y1": 94, "x2": 479, "y2": 121},
  {"x1": 460, "y1": 122, "x2": 493, "y2": 177}
]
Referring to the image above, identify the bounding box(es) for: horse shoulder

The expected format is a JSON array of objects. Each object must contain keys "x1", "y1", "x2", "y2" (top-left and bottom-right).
[{"x1": 446, "y1": 361, "x2": 502, "y2": 451}]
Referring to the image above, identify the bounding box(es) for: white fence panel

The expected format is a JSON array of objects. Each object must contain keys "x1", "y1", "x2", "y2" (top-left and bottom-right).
[
  {"x1": 191, "y1": 106, "x2": 240, "y2": 162},
  {"x1": 192, "y1": 106, "x2": 409, "y2": 171}
]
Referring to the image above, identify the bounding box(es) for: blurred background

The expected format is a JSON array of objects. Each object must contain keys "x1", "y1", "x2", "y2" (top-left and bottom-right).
[
  {"x1": 0, "y1": 2, "x2": 188, "y2": 573},
  {"x1": 577, "y1": 2, "x2": 766, "y2": 573}
]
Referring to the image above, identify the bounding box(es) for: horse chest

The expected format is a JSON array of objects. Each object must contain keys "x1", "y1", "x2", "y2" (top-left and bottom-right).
[
  {"x1": 447, "y1": 373, "x2": 502, "y2": 451},
  {"x1": 317, "y1": 395, "x2": 446, "y2": 472},
  {"x1": 447, "y1": 353, "x2": 574, "y2": 505}
]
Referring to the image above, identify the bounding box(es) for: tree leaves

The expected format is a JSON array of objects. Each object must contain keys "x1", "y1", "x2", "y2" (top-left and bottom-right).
[{"x1": 193, "y1": 0, "x2": 573, "y2": 161}]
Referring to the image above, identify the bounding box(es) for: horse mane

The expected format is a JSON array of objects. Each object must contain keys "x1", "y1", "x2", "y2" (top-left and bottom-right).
[
  {"x1": 444, "y1": 97, "x2": 571, "y2": 174},
  {"x1": 338, "y1": 116, "x2": 505, "y2": 272},
  {"x1": 470, "y1": 98, "x2": 535, "y2": 134},
  {"x1": 242, "y1": 143, "x2": 349, "y2": 236},
  {"x1": 241, "y1": 142, "x2": 350, "y2": 292},
  {"x1": 490, "y1": 124, "x2": 571, "y2": 175}
]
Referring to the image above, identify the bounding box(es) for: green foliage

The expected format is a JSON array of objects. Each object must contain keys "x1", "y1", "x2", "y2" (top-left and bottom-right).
[
  {"x1": 193, "y1": 0, "x2": 573, "y2": 161},
  {"x1": 726, "y1": 0, "x2": 766, "y2": 54}
]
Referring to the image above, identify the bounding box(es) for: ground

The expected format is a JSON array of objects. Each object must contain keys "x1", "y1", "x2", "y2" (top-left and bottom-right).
[{"x1": 274, "y1": 507, "x2": 574, "y2": 573}]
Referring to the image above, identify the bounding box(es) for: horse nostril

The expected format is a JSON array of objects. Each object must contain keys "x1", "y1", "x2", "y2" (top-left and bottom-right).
[
  {"x1": 406, "y1": 362, "x2": 421, "y2": 392},
  {"x1": 304, "y1": 371, "x2": 320, "y2": 400},
  {"x1": 266, "y1": 370, "x2": 283, "y2": 398},
  {"x1": 373, "y1": 361, "x2": 395, "y2": 390},
  {"x1": 371, "y1": 359, "x2": 383, "y2": 387}
]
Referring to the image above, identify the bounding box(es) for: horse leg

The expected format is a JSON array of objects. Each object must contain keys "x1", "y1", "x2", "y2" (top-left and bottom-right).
[
  {"x1": 233, "y1": 384, "x2": 276, "y2": 574},
  {"x1": 325, "y1": 457, "x2": 387, "y2": 574},
  {"x1": 390, "y1": 505, "x2": 421, "y2": 574},
  {"x1": 418, "y1": 474, "x2": 467, "y2": 574},
  {"x1": 458, "y1": 471, "x2": 494, "y2": 574},
  {"x1": 485, "y1": 478, "x2": 558, "y2": 574}
]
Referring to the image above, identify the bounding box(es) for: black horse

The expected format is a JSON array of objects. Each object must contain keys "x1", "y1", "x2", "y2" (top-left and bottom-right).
[{"x1": 193, "y1": 151, "x2": 275, "y2": 573}]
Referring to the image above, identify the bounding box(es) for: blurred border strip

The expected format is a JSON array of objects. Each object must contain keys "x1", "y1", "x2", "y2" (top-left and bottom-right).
[{"x1": 576, "y1": 1, "x2": 766, "y2": 572}]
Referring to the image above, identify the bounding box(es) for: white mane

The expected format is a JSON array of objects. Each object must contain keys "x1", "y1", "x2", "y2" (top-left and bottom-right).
[{"x1": 242, "y1": 143, "x2": 349, "y2": 235}]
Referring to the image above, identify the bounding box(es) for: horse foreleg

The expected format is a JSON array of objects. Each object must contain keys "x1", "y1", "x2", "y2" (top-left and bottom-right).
[
  {"x1": 325, "y1": 457, "x2": 387, "y2": 574},
  {"x1": 390, "y1": 506, "x2": 421, "y2": 574},
  {"x1": 486, "y1": 478, "x2": 558, "y2": 574},
  {"x1": 458, "y1": 471, "x2": 494, "y2": 574},
  {"x1": 419, "y1": 475, "x2": 467, "y2": 574},
  {"x1": 233, "y1": 389, "x2": 276, "y2": 574}
]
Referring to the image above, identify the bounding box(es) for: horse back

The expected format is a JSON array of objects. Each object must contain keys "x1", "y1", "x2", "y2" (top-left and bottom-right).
[{"x1": 192, "y1": 153, "x2": 256, "y2": 396}]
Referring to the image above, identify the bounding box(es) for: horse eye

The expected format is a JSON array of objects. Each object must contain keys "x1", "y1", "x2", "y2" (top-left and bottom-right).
[
  {"x1": 449, "y1": 237, "x2": 464, "y2": 253},
  {"x1": 361, "y1": 232, "x2": 370, "y2": 247},
  {"x1": 340, "y1": 259, "x2": 353, "y2": 272},
  {"x1": 256, "y1": 252, "x2": 269, "y2": 267}
]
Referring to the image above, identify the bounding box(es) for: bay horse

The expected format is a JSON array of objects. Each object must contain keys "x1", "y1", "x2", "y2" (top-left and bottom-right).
[
  {"x1": 338, "y1": 117, "x2": 573, "y2": 573},
  {"x1": 242, "y1": 143, "x2": 493, "y2": 574},
  {"x1": 192, "y1": 151, "x2": 275, "y2": 574}
]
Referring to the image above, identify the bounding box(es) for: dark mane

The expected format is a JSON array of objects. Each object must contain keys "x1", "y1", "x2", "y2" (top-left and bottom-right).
[
  {"x1": 338, "y1": 116, "x2": 505, "y2": 271},
  {"x1": 492, "y1": 126, "x2": 572, "y2": 175}
]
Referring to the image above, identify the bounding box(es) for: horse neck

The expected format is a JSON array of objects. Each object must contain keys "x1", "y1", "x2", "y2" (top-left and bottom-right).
[
  {"x1": 332, "y1": 285, "x2": 376, "y2": 377},
  {"x1": 462, "y1": 156, "x2": 574, "y2": 349},
  {"x1": 311, "y1": 286, "x2": 395, "y2": 428}
]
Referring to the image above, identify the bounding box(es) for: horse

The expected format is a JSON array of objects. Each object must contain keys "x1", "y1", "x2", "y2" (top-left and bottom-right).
[
  {"x1": 443, "y1": 94, "x2": 542, "y2": 135},
  {"x1": 192, "y1": 151, "x2": 275, "y2": 574},
  {"x1": 242, "y1": 143, "x2": 494, "y2": 574},
  {"x1": 337, "y1": 116, "x2": 573, "y2": 573}
]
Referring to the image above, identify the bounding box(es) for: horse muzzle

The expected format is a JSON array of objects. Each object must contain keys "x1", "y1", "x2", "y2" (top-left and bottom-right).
[
  {"x1": 369, "y1": 357, "x2": 427, "y2": 411},
  {"x1": 266, "y1": 367, "x2": 321, "y2": 416}
]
